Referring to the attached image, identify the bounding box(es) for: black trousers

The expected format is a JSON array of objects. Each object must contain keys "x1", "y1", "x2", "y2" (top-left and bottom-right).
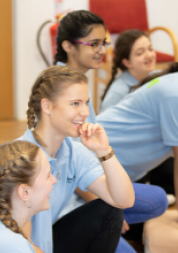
[
  {"x1": 123, "y1": 157, "x2": 174, "y2": 241},
  {"x1": 53, "y1": 199, "x2": 123, "y2": 253},
  {"x1": 149, "y1": 157, "x2": 174, "y2": 194}
]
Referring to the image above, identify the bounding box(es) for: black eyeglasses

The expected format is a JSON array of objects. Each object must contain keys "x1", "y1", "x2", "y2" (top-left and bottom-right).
[{"x1": 72, "y1": 40, "x2": 111, "y2": 53}]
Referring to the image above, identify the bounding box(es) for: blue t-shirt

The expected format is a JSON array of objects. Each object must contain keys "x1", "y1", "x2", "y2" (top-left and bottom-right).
[
  {"x1": 0, "y1": 221, "x2": 35, "y2": 253},
  {"x1": 18, "y1": 129, "x2": 103, "y2": 253},
  {"x1": 100, "y1": 70, "x2": 159, "y2": 113},
  {"x1": 97, "y1": 72, "x2": 178, "y2": 182},
  {"x1": 100, "y1": 71, "x2": 138, "y2": 112}
]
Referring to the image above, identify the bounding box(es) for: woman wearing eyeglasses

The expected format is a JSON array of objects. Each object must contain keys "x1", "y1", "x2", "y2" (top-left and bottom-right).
[
  {"x1": 54, "y1": 10, "x2": 110, "y2": 125},
  {"x1": 53, "y1": 10, "x2": 168, "y2": 253}
]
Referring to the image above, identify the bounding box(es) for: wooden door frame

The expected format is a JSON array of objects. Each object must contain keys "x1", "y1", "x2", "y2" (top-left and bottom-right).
[{"x1": 0, "y1": 0, "x2": 13, "y2": 120}]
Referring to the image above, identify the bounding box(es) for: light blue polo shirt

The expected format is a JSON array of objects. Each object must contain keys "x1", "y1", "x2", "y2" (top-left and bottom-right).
[
  {"x1": 57, "y1": 61, "x2": 96, "y2": 123},
  {"x1": 97, "y1": 72, "x2": 178, "y2": 182},
  {"x1": 0, "y1": 221, "x2": 35, "y2": 253},
  {"x1": 100, "y1": 71, "x2": 138, "y2": 112},
  {"x1": 18, "y1": 129, "x2": 103, "y2": 253}
]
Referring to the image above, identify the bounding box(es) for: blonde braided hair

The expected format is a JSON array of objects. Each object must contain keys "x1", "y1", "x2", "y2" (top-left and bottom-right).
[
  {"x1": 26, "y1": 65, "x2": 88, "y2": 147},
  {"x1": 0, "y1": 140, "x2": 39, "y2": 240}
]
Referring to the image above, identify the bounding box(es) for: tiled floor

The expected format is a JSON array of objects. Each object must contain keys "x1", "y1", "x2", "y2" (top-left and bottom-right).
[
  {"x1": 127, "y1": 202, "x2": 176, "y2": 253},
  {"x1": 0, "y1": 120, "x2": 27, "y2": 144}
]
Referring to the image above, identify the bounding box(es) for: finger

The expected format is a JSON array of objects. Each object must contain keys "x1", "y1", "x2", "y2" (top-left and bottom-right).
[
  {"x1": 79, "y1": 122, "x2": 88, "y2": 134},
  {"x1": 81, "y1": 122, "x2": 90, "y2": 132},
  {"x1": 91, "y1": 123, "x2": 101, "y2": 134},
  {"x1": 87, "y1": 123, "x2": 94, "y2": 136}
]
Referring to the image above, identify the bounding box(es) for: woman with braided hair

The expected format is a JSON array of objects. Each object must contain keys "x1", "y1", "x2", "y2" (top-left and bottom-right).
[
  {"x1": 18, "y1": 65, "x2": 135, "y2": 253},
  {"x1": 53, "y1": 10, "x2": 168, "y2": 253},
  {"x1": 101, "y1": 29, "x2": 156, "y2": 112},
  {"x1": 0, "y1": 140, "x2": 56, "y2": 253}
]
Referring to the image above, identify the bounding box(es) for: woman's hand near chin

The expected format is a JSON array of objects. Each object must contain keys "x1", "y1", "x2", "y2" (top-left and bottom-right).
[{"x1": 79, "y1": 122, "x2": 110, "y2": 156}]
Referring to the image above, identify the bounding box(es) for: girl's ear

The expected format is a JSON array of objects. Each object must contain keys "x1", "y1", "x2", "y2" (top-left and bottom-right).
[
  {"x1": 41, "y1": 99, "x2": 52, "y2": 115},
  {"x1": 122, "y1": 58, "x2": 132, "y2": 69},
  {"x1": 62, "y1": 40, "x2": 75, "y2": 54},
  {"x1": 17, "y1": 184, "x2": 30, "y2": 201}
]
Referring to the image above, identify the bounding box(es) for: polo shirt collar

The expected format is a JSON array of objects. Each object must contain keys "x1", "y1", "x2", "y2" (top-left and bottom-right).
[
  {"x1": 56, "y1": 61, "x2": 66, "y2": 66},
  {"x1": 122, "y1": 71, "x2": 139, "y2": 88},
  {"x1": 24, "y1": 128, "x2": 70, "y2": 162}
]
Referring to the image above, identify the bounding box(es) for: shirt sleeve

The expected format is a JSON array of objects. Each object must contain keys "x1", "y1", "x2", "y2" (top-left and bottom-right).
[
  {"x1": 159, "y1": 97, "x2": 178, "y2": 146},
  {"x1": 100, "y1": 92, "x2": 124, "y2": 113},
  {"x1": 73, "y1": 142, "x2": 104, "y2": 191},
  {"x1": 1, "y1": 233, "x2": 35, "y2": 253}
]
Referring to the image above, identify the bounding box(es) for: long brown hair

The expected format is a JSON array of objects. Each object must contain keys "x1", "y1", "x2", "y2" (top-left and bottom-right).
[
  {"x1": 27, "y1": 65, "x2": 88, "y2": 146},
  {"x1": 102, "y1": 30, "x2": 149, "y2": 101},
  {"x1": 0, "y1": 140, "x2": 39, "y2": 240}
]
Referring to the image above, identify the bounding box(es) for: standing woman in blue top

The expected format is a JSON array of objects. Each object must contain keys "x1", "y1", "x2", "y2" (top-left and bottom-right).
[
  {"x1": 20, "y1": 65, "x2": 135, "y2": 253},
  {"x1": 54, "y1": 11, "x2": 168, "y2": 253},
  {"x1": 0, "y1": 140, "x2": 56, "y2": 253},
  {"x1": 101, "y1": 29, "x2": 156, "y2": 112}
]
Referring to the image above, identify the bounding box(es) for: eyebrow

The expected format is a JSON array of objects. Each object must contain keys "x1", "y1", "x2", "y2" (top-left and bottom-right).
[
  {"x1": 136, "y1": 44, "x2": 152, "y2": 51},
  {"x1": 88, "y1": 38, "x2": 107, "y2": 43},
  {"x1": 69, "y1": 98, "x2": 90, "y2": 102}
]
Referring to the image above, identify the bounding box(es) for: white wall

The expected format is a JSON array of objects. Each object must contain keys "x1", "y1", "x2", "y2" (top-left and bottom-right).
[
  {"x1": 13, "y1": 0, "x2": 178, "y2": 119},
  {"x1": 146, "y1": 0, "x2": 178, "y2": 55}
]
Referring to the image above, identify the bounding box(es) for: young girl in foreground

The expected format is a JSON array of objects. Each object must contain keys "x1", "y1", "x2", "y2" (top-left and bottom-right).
[
  {"x1": 0, "y1": 140, "x2": 56, "y2": 253},
  {"x1": 19, "y1": 66, "x2": 134, "y2": 253}
]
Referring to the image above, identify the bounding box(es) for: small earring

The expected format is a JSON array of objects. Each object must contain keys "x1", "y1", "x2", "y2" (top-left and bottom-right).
[{"x1": 25, "y1": 200, "x2": 32, "y2": 208}]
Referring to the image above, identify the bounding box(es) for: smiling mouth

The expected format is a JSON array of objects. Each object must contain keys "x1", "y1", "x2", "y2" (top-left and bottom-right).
[
  {"x1": 72, "y1": 121, "x2": 84, "y2": 125},
  {"x1": 94, "y1": 57, "x2": 103, "y2": 61}
]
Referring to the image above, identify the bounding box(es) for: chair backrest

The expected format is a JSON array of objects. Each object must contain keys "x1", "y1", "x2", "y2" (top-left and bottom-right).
[{"x1": 89, "y1": 0, "x2": 149, "y2": 33}]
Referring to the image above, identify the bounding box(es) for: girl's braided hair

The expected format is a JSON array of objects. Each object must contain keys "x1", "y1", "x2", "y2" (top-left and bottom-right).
[
  {"x1": 0, "y1": 140, "x2": 39, "y2": 240},
  {"x1": 26, "y1": 65, "x2": 88, "y2": 146},
  {"x1": 102, "y1": 30, "x2": 149, "y2": 101}
]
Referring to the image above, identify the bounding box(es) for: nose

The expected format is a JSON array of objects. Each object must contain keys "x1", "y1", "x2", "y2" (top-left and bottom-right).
[
  {"x1": 145, "y1": 49, "x2": 153, "y2": 58},
  {"x1": 51, "y1": 174, "x2": 57, "y2": 185},
  {"x1": 80, "y1": 104, "x2": 90, "y2": 118},
  {"x1": 98, "y1": 44, "x2": 106, "y2": 54}
]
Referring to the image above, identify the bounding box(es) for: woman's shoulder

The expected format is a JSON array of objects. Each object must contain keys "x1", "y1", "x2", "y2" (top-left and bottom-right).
[
  {"x1": 0, "y1": 222, "x2": 35, "y2": 253},
  {"x1": 110, "y1": 71, "x2": 136, "y2": 91}
]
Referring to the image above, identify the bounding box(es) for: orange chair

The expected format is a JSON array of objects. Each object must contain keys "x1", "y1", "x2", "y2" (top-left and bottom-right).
[{"x1": 89, "y1": 0, "x2": 178, "y2": 113}]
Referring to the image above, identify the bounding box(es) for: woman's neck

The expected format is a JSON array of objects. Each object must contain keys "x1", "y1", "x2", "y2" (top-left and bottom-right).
[
  {"x1": 35, "y1": 121, "x2": 64, "y2": 158},
  {"x1": 11, "y1": 209, "x2": 30, "y2": 229},
  {"x1": 65, "y1": 59, "x2": 88, "y2": 74},
  {"x1": 128, "y1": 69, "x2": 150, "y2": 82},
  {"x1": 10, "y1": 197, "x2": 32, "y2": 228}
]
